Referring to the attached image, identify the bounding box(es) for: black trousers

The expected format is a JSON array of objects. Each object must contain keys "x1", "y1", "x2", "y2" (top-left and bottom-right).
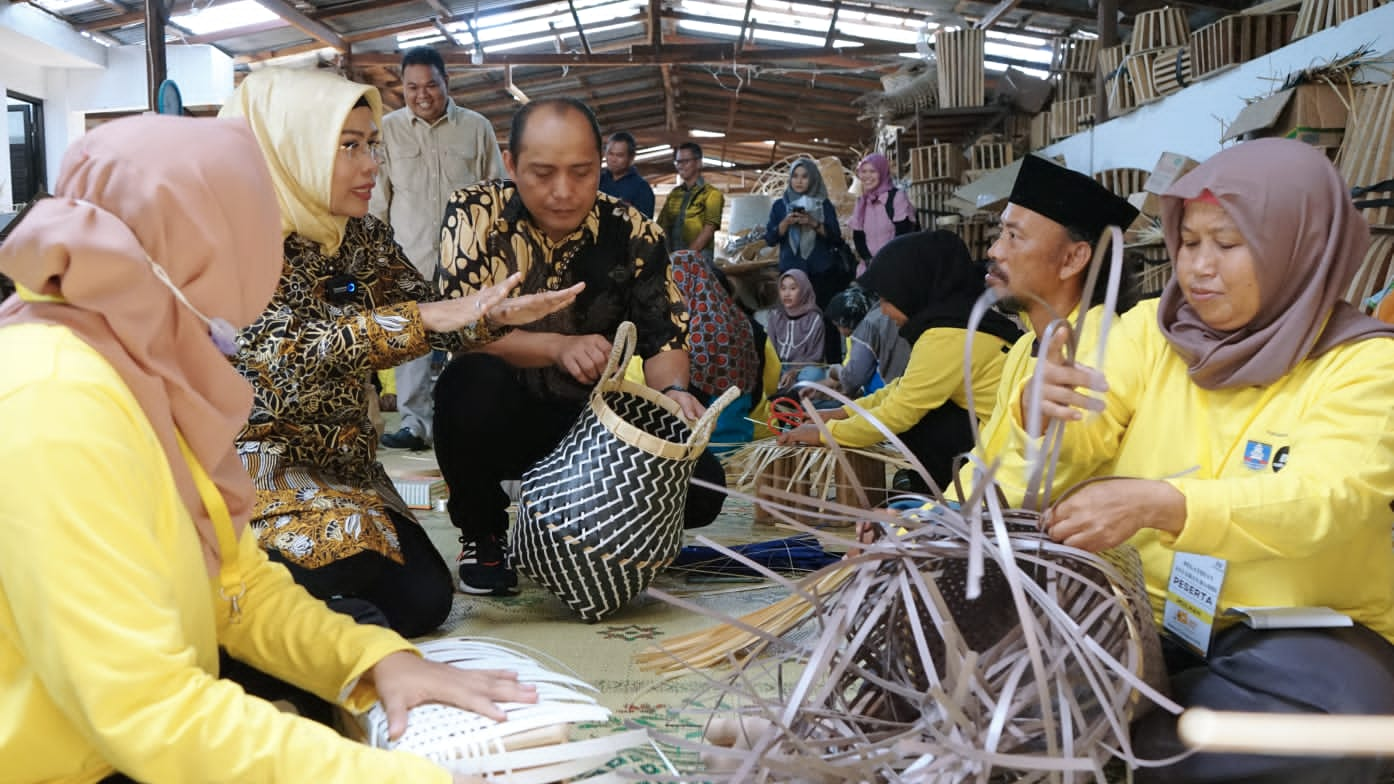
[
  {"x1": 1132, "y1": 623, "x2": 1394, "y2": 783},
  {"x1": 433, "y1": 353, "x2": 727, "y2": 543},
  {"x1": 265, "y1": 509, "x2": 453, "y2": 639},
  {"x1": 895, "y1": 400, "x2": 976, "y2": 493}
]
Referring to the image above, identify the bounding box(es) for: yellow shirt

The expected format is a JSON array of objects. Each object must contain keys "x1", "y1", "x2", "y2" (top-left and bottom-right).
[
  {"x1": 1002, "y1": 299, "x2": 1394, "y2": 641},
  {"x1": 0, "y1": 324, "x2": 447, "y2": 783},
  {"x1": 826, "y1": 327, "x2": 1010, "y2": 448},
  {"x1": 958, "y1": 303, "x2": 1106, "y2": 505}
]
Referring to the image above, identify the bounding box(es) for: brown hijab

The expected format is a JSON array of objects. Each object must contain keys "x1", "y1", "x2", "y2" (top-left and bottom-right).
[
  {"x1": 1158, "y1": 138, "x2": 1394, "y2": 389},
  {"x1": 0, "y1": 115, "x2": 283, "y2": 574}
]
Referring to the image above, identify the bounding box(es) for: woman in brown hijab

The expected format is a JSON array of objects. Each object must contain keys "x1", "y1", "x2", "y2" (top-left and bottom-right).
[
  {"x1": 0, "y1": 115, "x2": 533, "y2": 783},
  {"x1": 1023, "y1": 138, "x2": 1394, "y2": 781}
]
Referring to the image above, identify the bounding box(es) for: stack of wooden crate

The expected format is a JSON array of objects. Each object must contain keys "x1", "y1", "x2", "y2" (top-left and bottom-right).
[{"x1": 1124, "y1": 7, "x2": 1189, "y2": 108}]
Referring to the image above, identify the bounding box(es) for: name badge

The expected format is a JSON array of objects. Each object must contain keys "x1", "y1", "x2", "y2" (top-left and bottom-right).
[{"x1": 1163, "y1": 552, "x2": 1228, "y2": 657}]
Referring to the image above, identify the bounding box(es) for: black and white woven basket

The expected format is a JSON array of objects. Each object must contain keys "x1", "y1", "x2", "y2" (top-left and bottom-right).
[{"x1": 513, "y1": 321, "x2": 738, "y2": 622}]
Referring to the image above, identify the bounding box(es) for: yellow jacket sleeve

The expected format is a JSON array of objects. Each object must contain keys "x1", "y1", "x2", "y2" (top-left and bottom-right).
[
  {"x1": 827, "y1": 328, "x2": 995, "y2": 448},
  {"x1": 0, "y1": 334, "x2": 446, "y2": 784}
]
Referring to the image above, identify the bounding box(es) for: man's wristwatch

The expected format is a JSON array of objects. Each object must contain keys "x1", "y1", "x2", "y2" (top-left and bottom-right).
[{"x1": 660, "y1": 383, "x2": 689, "y2": 395}]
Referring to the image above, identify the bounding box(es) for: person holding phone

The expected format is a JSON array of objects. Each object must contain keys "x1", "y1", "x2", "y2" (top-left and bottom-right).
[{"x1": 765, "y1": 158, "x2": 844, "y2": 310}]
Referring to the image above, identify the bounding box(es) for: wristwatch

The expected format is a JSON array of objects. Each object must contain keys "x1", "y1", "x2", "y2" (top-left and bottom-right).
[{"x1": 660, "y1": 383, "x2": 689, "y2": 395}]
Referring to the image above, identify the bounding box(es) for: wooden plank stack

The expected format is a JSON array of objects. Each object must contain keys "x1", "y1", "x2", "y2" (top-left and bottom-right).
[
  {"x1": 1189, "y1": 13, "x2": 1296, "y2": 81},
  {"x1": 1151, "y1": 46, "x2": 1193, "y2": 96},
  {"x1": 935, "y1": 28, "x2": 986, "y2": 108},
  {"x1": 1337, "y1": 81, "x2": 1394, "y2": 230},
  {"x1": 1293, "y1": 0, "x2": 1379, "y2": 39}
]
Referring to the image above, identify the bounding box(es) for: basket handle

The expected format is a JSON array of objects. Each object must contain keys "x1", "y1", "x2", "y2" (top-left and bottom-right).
[
  {"x1": 598, "y1": 320, "x2": 639, "y2": 391},
  {"x1": 684, "y1": 385, "x2": 742, "y2": 455}
]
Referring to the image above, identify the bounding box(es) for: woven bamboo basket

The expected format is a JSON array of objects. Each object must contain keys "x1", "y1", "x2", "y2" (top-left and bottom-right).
[
  {"x1": 1125, "y1": 52, "x2": 1162, "y2": 105},
  {"x1": 1129, "y1": 6, "x2": 1189, "y2": 51},
  {"x1": 1093, "y1": 167, "x2": 1151, "y2": 199},
  {"x1": 1189, "y1": 12, "x2": 1296, "y2": 81},
  {"x1": 1151, "y1": 45, "x2": 1193, "y2": 96},
  {"x1": 908, "y1": 143, "x2": 962, "y2": 182},
  {"x1": 1293, "y1": 0, "x2": 1379, "y2": 39},
  {"x1": 352, "y1": 638, "x2": 649, "y2": 781},
  {"x1": 513, "y1": 321, "x2": 739, "y2": 622},
  {"x1": 1050, "y1": 35, "x2": 1098, "y2": 74},
  {"x1": 1049, "y1": 96, "x2": 1095, "y2": 141}
]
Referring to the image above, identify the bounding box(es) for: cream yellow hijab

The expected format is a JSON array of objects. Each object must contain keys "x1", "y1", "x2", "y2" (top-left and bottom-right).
[{"x1": 219, "y1": 68, "x2": 383, "y2": 256}]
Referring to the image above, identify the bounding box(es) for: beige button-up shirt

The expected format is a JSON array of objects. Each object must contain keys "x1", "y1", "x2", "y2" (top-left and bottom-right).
[{"x1": 369, "y1": 99, "x2": 504, "y2": 277}]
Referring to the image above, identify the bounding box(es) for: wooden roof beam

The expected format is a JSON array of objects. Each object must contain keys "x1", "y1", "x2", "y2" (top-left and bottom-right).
[
  {"x1": 254, "y1": 0, "x2": 346, "y2": 51},
  {"x1": 348, "y1": 40, "x2": 909, "y2": 67},
  {"x1": 975, "y1": 0, "x2": 1025, "y2": 30}
]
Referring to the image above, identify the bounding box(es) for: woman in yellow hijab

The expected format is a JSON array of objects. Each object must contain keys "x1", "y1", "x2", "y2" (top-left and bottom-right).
[{"x1": 218, "y1": 72, "x2": 578, "y2": 641}]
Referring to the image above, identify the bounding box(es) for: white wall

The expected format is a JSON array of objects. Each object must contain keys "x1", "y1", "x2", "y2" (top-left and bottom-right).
[{"x1": 1040, "y1": 2, "x2": 1394, "y2": 175}]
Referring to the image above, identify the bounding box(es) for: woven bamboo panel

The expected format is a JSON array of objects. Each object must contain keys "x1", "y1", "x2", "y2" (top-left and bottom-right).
[
  {"x1": 1125, "y1": 52, "x2": 1161, "y2": 104},
  {"x1": 1093, "y1": 167, "x2": 1151, "y2": 198},
  {"x1": 1190, "y1": 13, "x2": 1296, "y2": 80},
  {"x1": 909, "y1": 144, "x2": 963, "y2": 182},
  {"x1": 935, "y1": 28, "x2": 986, "y2": 108},
  {"x1": 1050, "y1": 96, "x2": 1095, "y2": 141},
  {"x1": 1337, "y1": 81, "x2": 1394, "y2": 230},
  {"x1": 1129, "y1": 6, "x2": 1190, "y2": 51},
  {"x1": 1151, "y1": 46, "x2": 1193, "y2": 96},
  {"x1": 1051, "y1": 36, "x2": 1099, "y2": 73},
  {"x1": 1345, "y1": 231, "x2": 1394, "y2": 311},
  {"x1": 969, "y1": 139, "x2": 1014, "y2": 170},
  {"x1": 1293, "y1": 0, "x2": 1379, "y2": 39}
]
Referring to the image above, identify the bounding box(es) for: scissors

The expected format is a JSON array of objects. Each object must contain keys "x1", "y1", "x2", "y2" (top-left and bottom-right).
[{"x1": 766, "y1": 396, "x2": 808, "y2": 432}]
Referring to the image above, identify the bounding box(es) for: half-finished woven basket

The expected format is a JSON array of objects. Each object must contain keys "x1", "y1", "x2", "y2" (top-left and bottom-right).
[{"x1": 352, "y1": 638, "x2": 647, "y2": 783}]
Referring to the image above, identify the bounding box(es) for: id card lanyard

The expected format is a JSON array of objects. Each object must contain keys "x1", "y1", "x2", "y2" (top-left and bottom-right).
[{"x1": 176, "y1": 433, "x2": 245, "y2": 623}]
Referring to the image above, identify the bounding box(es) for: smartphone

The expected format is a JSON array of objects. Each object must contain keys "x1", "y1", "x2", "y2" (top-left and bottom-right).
[{"x1": 790, "y1": 206, "x2": 806, "y2": 213}]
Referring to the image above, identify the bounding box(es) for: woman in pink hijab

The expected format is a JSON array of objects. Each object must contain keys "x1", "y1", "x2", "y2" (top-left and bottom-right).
[
  {"x1": 847, "y1": 152, "x2": 917, "y2": 275},
  {"x1": 1025, "y1": 138, "x2": 1394, "y2": 783},
  {"x1": 0, "y1": 115, "x2": 533, "y2": 783}
]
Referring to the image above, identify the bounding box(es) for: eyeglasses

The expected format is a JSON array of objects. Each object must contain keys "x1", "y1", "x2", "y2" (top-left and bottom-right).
[
  {"x1": 339, "y1": 140, "x2": 385, "y2": 163},
  {"x1": 674, "y1": 157, "x2": 699, "y2": 166}
]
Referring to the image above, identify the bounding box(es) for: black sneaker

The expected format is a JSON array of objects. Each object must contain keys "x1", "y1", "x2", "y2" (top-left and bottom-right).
[
  {"x1": 380, "y1": 427, "x2": 427, "y2": 451},
  {"x1": 458, "y1": 535, "x2": 519, "y2": 596}
]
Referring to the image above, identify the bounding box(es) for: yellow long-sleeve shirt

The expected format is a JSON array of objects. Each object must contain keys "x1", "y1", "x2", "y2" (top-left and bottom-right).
[
  {"x1": 958, "y1": 303, "x2": 1109, "y2": 505},
  {"x1": 0, "y1": 324, "x2": 448, "y2": 783},
  {"x1": 1002, "y1": 299, "x2": 1394, "y2": 641},
  {"x1": 825, "y1": 327, "x2": 1010, "y2": 447}
]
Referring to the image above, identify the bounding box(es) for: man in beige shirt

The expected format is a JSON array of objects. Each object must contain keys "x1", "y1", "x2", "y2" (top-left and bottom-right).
[{"x1": 370, "y1": 46, "x2": 504, "y2": 450}]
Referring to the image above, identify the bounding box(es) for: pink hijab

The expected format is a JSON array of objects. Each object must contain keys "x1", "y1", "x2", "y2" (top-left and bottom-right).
[
  {"x1": 851, "y1": 152, "x2": 912, "y2": 229},
  {"x1": 1158, "y1": 138, "x2": 1394, "y2": 389},
  {"x1": 0, "y1": 115, "x2": 283, "y2": 574}
]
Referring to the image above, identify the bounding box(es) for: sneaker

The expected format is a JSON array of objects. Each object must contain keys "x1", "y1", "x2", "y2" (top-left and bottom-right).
[
  {"x1": 380, "y1": 426, "x2": 427, "y2": 451},
  {"x1": 458, "y1": 535, "x2": 519, "y2": 596}
]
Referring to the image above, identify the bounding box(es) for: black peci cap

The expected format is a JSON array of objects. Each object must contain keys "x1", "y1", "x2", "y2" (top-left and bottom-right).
[{"x1": 1007, "y1": 155, "x2": 1139, "y2": 240}]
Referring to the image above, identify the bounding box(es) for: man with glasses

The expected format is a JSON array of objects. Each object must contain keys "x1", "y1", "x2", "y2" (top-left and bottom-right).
[
  {"x1": 657, "y1": 142, "x2": 724, "y2": 264},
  {"x1": 370, "y1": 46, "x2": 504, "y2": 451},
  {"x1": 599, "y1": 131, "x2": 654, "y2": 218}
]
